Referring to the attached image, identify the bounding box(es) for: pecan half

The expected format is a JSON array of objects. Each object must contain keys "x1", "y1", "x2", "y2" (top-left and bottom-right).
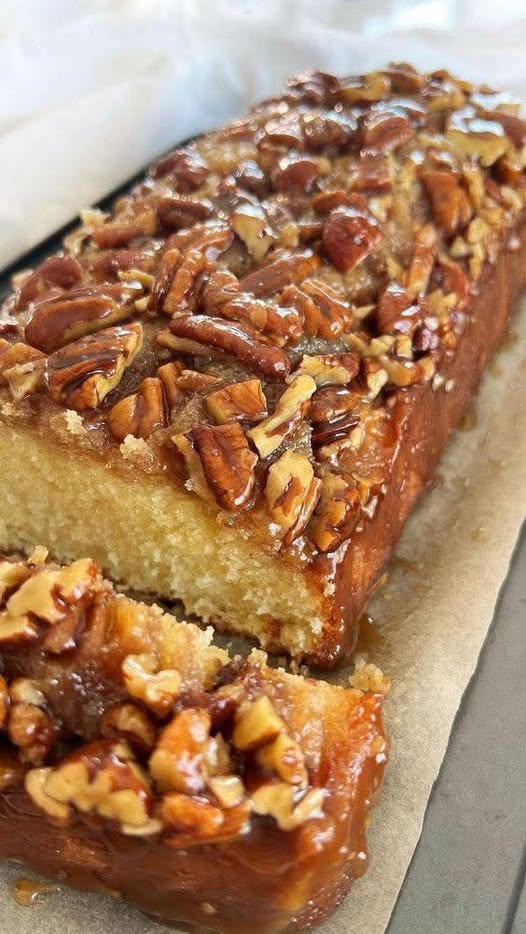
[
  {"x1": 420, "y1": 168, "x2": 472, "y2": 238},
  {"x1": 322, "y1": 203, "x2": 382, "y2": 272},
  {"x1": 189, "y1": 423, "x2": 258, "y2": 510},
  {"x1": 361, "y1": 108, "x2": 413, "y2": 153},
  {"x1": 205, "y1": 379, "x2": 267, "y2": 424},
  {"x1": 273, "y1": 156, "x2": 319, "y2": 194},
  {"x1": 264, "y1": 450, "x2": 322, "y2": 544},
  {"x1": 248, "y1": 374, "x2": 316, "y2": 458},
  {"x1": 15, "y1": 255, "x2": 82, "y2": 311},
  {"x1": 107, "y1": 376, "x2": 168, "y2": 441},
  {"x1": 238, "y1": 250, "x2": 320, "y2": 298},
  {"x1": 156, "y1": 196, "x2": 212, "y2": 232},
  {"x1": 308, "y1": 472, "x2": 361, "y2": 551},
  {"x1": 25, "y1": 286, "x2": 137, "y2": 353},
  {"x1": 46, "y1": 323, "x2": 143, "y2": 411},
  {"x1": 150, "y1": 148, "x2": 209, "y2": 188},
  {"x1": 91, "y1": 210, "x2": 157, "y2": 249},
  {"x1": 167, "y1": 315, "x2": 291, "y2": 380}
]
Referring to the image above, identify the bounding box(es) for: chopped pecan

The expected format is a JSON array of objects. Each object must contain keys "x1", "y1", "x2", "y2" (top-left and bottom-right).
[
  {"x1": 251, "y1": 782, "x2": 325, "y2": 831},
  {"x1": 150, "y1": 148, "x2": 209, "y2": 188},
  {"x1": 6, "y1": 559, "x2": 97, "y2": 623},
  {"x1": 40, "y1": 740, "x2": 157, "y2": 834},
  {"x1": 14, "y1": 255, "x2": 82, "y2": 311},
  {"x1": 232, "y1": 204, "x2": 275, "y2": 262},
  {"x1": 208, "y1": 774, "x2": 245, "y2": 809},
  {"x1": 107, "y1": 377, "x2": 168, "y2": 442},
  {"x1": 0, "y1": 341, "x2": 46, "y2": 400},
  {"x1": 0, "y1": 614, "x2": 39, "y2": 646},
  {"x1": 300, "y1": 279, "x2": 352, "y2": 338},
  {"x1": 161, "y1": 792, "x2": 250, "y2": 846},
  {"x1": 312, "y1": 190, "x2": 352, "y2": 215},
  {"x1": 189, "y1": 423, "x2": 258, "y2": 510},
  {"x1": 175, "y1": 370, "x2": 219, "y2": 392},
  {"x1": 273, "y1": 156, "x2": 319, "y2": 194},
  {"x1": 7, "y1": 694, "x2": 55, "y2": 766},
  {"x1": 446, "y1": 112, "x2": 511, "y2": 166},
  {"x1": 376, "y1": 283, "x2": 421, "y2": 335},
  {"x1": 149, "y1": 709, "x2": 212, "y2": 794},
  {"x1": 311, "y1": 410, "x2": 361, "y2": 447},
  {"x1": 337, "y1": 72, "x2": 391, "y2": 104},
  {"x1": 260, "y1": 113, "x2": 304, "y2": 148},
  {"x1": 406, "y1": 223, "x2": 437, "y2": 297},
  {"x1": 248, "y1": 374, "x2": 316, "y2": 458},
  {"x1": 363, "y1": 359, "x2": 389, "y2": 398},
  {"x1": 264, "y1": 450, "x2": 322, "y2": 544},
  {"x1": 45, "y1": 323, "x2": 143, "y2": 411},
  {"x1": 238, "y1": 250, "x2": 320, "y2": 298},
  {"x1": 91, "y1": 211, "x2": 157, "y2": 250},
  {"x1": 352, "y1": 153, "x2": 393, "y2": 192},
  {"x1": 309, "y1": 386, "x2": 359, "y2": 424},
  {"x1": 420, "y1": 168, "x2": 472, "y2": 238},
  {"x1": 172, "y1": 433, "x2": 215, "y2": 503},
  {"x1": 361, "y1": 108, "x2": 413, "y2": 152},
  {"x1": 122, "y1": 653, "x2": 182, "y2": 717},
  {"x1": 156, "y1": 196, "x2": 212, "y2": 231},
  {"x1": 25, "y1": 768, "x2": 71, "y2": 824},
  {"x1": 383, "y1": 62, "x2": 424, "y2": 94},
  {"x1": 235, "y1": 159, "x2": 268, "y2": 197},
  {"x1": 101, "y1": 703, "x2": 157, "y2": 755},
  {"x1": 302, "y1": 111, "x2": 357, "y2": 153},
  {"x1": 322, "y1": 203, "x2": 382, "y2": 272},
  {"x1": 205, "y1": 379, "x2": 267, "y2": 424},
  {"x1": 167, "y1": 315, "x2": 291, "y2": 380},
  {"x1": 255, "y1": 732, "x2": 308, "y2": 787},
  {"x1": 308, "y1": 472, "x2": 361, "y2": 551},
  {"x1": 435, "y1": 255, "x2": 470, "y2": 310},
  {"x1": 232, "y1": 695, "x2": 285, "y2": 751},
  {"x1": 480, "y1": 109, "x2": 526, "y2": 147},
  {"x1": 294, "y1": 352, "x2": 359, "y2": 386}
]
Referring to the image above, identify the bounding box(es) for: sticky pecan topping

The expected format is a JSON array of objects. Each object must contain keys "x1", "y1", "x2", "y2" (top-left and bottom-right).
[
  {"x1": 46, "y1": 323, "x2": 143, "y2": 411},
  {"x1": 167, "y1": 314, "x2": 291, "y2": 380},
  {"x1": 264, "y1": 451, "x2": 322, "y2": 544},
  {"x1": 322, "y1": 202, "x2": 383, "y2": 272},
  {"x1": 107, "y1": 377, "x2": 168, "y2": 442},
  {"x1": 25, "y1": 285, "x2": 138, "y2": 353},
  {"x1": 184, "y1": 423, "x2": 258, "y2": 510},
  {"x1": 205, "y1": 379, "x2": 267, "y2": 424},
  {"x1": 1, "y1": 64, "x2": 525, "y2": 554}
]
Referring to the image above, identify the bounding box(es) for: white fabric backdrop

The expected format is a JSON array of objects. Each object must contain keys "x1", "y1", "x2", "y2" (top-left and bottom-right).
[{"x1": 1, "y1": 0, "x2": 526, "y2": 269}]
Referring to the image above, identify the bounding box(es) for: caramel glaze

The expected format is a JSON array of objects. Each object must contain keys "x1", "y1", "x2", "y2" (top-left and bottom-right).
[
  {"x1": 0, "y1": 568, "x2": 387, "y2": 932},
  {"x1": 315, "y1": 226, "x2": 526, "y2": 666}
]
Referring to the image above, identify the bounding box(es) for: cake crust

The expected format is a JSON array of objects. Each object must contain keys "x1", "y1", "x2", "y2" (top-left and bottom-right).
[
  {"x1": 0, "y1": 552, "x2": 387, "y2": 932},
  {"x1": 1, "y1": 64, "x2": 525, "y2": 663}
]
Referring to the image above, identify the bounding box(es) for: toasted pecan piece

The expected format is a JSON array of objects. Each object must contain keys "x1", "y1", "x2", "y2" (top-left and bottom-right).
[
  {"x1": 188, "y1": 423, "x2": 258, "y2": 510},
  {"x1": 107, "y1": 377, "x2": 168, "y2": 442},
  {"x1": 264, "y1": 451, "x2": 322, "y2": 544},
  {"x1": 248, "y1": 374, "x2": 316, "y2": 458},
  {"x1": 238, "y1": 250, "x2": 320, "y2": 298},
  {"x1": 45, "y1": 323, "x2": 143, "y2": 411},
  {"x1": 25, "y1": 286, "x2": 138, "y2": 353},
  {"x1": 205, "y1": 379, "x2": 267, "y2": 424},
  {"x1": 322, "y1": 203, "x2": 382, "y2": 272},
  {"x1": 14, "y1": 255, "x2": 82, "y2": 311},
  {"x1": 167, "y1": 315, "x2": 291, "y2": 380}
]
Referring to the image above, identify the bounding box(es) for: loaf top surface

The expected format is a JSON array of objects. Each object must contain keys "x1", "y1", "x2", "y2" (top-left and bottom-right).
[{"x1": 1, "y1": 64, "x2": 525, "y2": 559}]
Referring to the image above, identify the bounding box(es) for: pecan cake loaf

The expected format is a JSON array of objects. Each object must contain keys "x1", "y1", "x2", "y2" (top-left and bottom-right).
[
  {"x1": 0, "y1": 551, "x2": 387, "y2": 932},
  {"x1": 0, "y1": 64, "x2": 525, "y2": 665}
]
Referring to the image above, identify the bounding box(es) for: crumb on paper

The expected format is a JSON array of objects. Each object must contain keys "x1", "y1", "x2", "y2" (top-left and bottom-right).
[{"x1": 350, "y1": 657, "x2": 391, "y2": 694}]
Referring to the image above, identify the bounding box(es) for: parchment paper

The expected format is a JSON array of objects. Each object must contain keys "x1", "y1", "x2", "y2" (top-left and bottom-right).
[{"x1": 0, "y1": 2, "x2": 525, "y2": 932}]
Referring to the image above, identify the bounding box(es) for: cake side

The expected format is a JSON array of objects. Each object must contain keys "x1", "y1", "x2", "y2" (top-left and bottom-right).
[
  {"x1": 1, "y1": 64, "x2": 526, "y2": 663},
  {"x1": 0, "y1": 552, "x2": 388, "y2": 932}
]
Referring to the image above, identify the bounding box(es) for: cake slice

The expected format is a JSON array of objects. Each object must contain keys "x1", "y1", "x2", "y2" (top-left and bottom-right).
[
  {"x1": 0, "y1": 550, "x2": 388, "y2": 932},
  {"x1": 1, "y1": 64, "x2": 525, "y2": 665}
]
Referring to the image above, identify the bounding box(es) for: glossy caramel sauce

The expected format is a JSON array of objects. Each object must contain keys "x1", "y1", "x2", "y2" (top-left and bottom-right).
[{"x1": 11, "y1": 877, "x2": 59, "y2": 907}]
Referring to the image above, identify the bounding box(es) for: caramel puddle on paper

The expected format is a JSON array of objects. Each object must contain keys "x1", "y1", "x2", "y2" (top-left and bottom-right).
[{"x1": 11, "y1": 878, "x2": 60, "y2": 907}]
